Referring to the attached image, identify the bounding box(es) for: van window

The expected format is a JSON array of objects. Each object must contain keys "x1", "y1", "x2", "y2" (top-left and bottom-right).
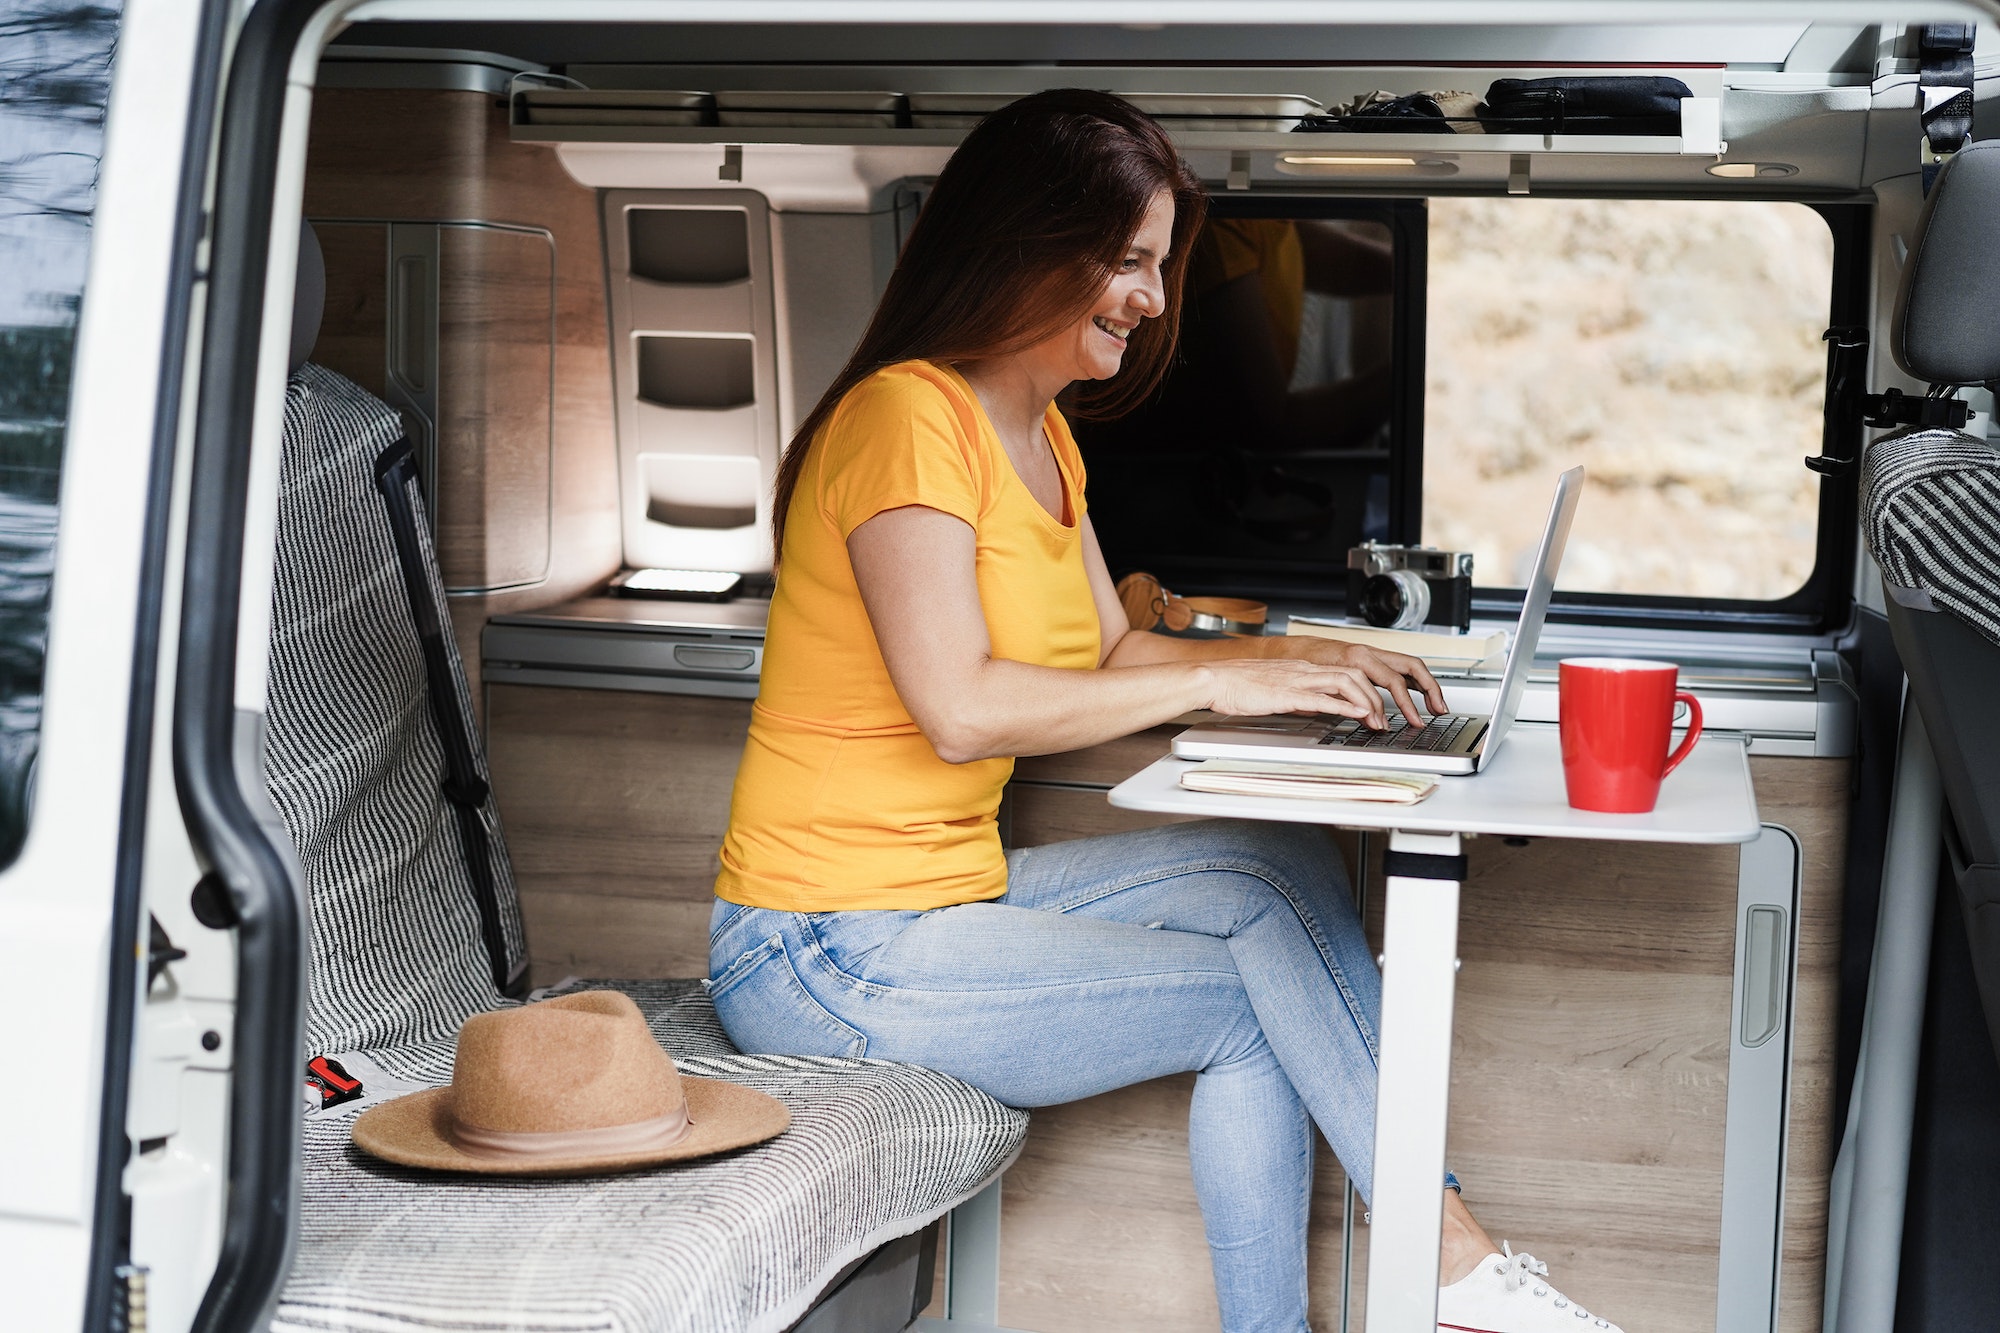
[
  {"x1": 0, "y1": 1, "x2": 120, "y2": 865},
  {"x1": 1425, "y1": 197, "x2": 1836, "y2": 604},
  {"x1": 1074, "y1": 198, "x2": 1427, "y2": 600}
]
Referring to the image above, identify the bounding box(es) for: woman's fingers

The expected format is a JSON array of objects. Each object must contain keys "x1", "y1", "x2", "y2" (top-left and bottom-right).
[
  {"x1": 1306, "y1": 665, "x2": 1385, "y2": 728},
  {"x1": 1399, "y1": 654, "x2": 1449, "y2": 715},
  {"x1": 1388, "y1": 680, "x2": 1426, "y2": 727},
  {"x1": 1343, "y1": 646, "x2": 1449, "y2": 723}
]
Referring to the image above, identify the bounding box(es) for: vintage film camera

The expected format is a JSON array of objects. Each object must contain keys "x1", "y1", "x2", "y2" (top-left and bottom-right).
[{"x1": 1345, "y1": 542, "x2": 1474, "y2": 632}]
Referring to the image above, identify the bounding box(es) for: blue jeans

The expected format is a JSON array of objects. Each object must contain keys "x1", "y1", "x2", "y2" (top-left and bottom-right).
[{"x1": 708, "y1": 819, "x2": 1399, "y2": 1333}]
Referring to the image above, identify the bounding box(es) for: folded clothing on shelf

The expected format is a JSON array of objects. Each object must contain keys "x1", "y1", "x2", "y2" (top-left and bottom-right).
[{"x1": 1296, "y1": 89, "x2": 1483, "y2": 134}]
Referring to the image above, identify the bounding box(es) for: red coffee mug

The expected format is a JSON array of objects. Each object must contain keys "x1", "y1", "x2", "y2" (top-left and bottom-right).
[{"x1": 1558, "y1": 658, "x2": 1703, "y2": 813}]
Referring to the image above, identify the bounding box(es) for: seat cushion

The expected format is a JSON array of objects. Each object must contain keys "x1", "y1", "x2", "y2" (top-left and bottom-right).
[
  {"x1": 1861, "y1": 427, "x2": 2000, "y2": 648},
  {"x1": 278, "y1": 981, "x2": 1028, "y2": 1333}
]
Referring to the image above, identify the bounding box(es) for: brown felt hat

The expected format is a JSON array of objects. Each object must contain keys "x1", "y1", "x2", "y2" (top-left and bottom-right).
[{"x1": 351, "y1": 990, "x2": 789, "y2": 1176}]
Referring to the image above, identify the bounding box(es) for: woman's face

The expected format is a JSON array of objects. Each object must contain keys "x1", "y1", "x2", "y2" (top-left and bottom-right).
[{"x1": 1042, "y1": 189, "x2": 1175, "y2": 384}]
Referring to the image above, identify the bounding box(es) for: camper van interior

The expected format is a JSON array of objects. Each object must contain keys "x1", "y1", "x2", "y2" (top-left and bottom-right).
[{"x1": 16, "y1": 5, "x2": 2000, "y2": 1333}]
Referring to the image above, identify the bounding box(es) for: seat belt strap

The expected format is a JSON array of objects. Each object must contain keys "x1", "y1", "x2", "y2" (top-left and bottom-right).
[
  {"x1": 372, "y1": 438, "x2": 528, "y2": 998},
  {"x1": 1919, "y1": 22, "x2": 1976, "y2": 194}
]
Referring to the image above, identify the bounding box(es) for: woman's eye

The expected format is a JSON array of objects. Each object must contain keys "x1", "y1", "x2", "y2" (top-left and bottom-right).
[{"x1": 1120, "y1": 256, "x2": 1140, "y2": 270}]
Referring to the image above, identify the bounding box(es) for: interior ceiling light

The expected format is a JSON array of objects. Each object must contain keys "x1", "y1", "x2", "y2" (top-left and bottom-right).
[
  {"x1": 1706, "y1": 161, "x2": 1799, "y2": 179},
  {"x1": 1275, "y1": 153, "x2": 1457, "y2": 177},
  {"x1": 1281, "y1": 154, "x2": 1420, "y2": 167}
]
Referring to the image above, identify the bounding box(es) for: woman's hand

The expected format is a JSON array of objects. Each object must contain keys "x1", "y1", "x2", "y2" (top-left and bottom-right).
[
  {"x1": 1289, "y1": 641, "x2": 1447, "y2": 727},
  {"x1": 1197, "y1": 658, "x2": 1401, "y2": 729}
]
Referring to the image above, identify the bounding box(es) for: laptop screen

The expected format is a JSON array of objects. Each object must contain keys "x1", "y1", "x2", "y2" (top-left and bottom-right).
[{"x1": 1481, "y1": 467, "x2": 1584, "y2": 760}]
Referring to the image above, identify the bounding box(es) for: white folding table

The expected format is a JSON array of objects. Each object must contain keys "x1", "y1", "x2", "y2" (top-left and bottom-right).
[{"x1": 1108, "y1": 723, "x2": 1763, "y2": 1333}]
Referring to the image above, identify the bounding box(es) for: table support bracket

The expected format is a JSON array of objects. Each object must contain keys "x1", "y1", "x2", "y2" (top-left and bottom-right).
[{"x1": 1365, "y1": 829, "x2": 1464, "y2": 1333}]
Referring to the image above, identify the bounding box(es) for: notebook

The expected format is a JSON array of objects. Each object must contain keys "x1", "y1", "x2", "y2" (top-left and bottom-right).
[{"x1": 1177, "y1": 760, "x2": 1439, "y2": 804}]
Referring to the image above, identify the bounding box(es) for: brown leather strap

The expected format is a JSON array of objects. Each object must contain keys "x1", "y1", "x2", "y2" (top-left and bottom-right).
[
  {"x1": 1114, "y1": 572, "x2": 1266, "y2": 637},
  {"x1": 1160, "y1": 595, "x2": 1267, "y2": 636}
]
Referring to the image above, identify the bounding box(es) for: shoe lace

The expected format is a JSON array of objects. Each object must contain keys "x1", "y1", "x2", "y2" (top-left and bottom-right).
[
  {"x1": 1494, "y1": 1243, "x2": 1613, "y2": 1328},
  {"x1": 1496, "y1": 1241, "x2": 1548, "y2": 1293}
]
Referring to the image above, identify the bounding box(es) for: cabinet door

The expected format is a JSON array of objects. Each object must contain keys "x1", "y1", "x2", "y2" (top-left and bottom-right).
[
  {"x1": 436, "y1": 224, "x2": 554, "y2": 593},
  {"x1": 313, "y1": 219, "x2": 555, "y2": 594}
]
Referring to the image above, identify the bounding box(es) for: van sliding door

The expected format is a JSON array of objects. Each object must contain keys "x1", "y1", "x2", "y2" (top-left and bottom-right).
[{"x1": 0, "y1": 1, "x2": 232, "y2": 1331}]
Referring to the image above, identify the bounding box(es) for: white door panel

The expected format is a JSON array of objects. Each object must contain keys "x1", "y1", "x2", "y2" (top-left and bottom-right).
[{"x1": 0, "y1": 0, "x2": 221, "y2": 1326}]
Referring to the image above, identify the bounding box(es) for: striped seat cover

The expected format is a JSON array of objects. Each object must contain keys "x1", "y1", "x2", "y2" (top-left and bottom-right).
[
  {"x1": 1862, "y1": 427, "x2": 2000, "y2": 647},
  {"x1": 266, "y1": 363, "x2": 527, "y2": 1054},
  {"x1": 265, "y1": 367, "x2": 1026, "y2": 1333}
]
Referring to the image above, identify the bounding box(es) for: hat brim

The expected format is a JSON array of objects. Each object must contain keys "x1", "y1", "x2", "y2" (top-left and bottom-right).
[{"x1": 351, "y1": 1076, "x2": 791, "y2": 1176}]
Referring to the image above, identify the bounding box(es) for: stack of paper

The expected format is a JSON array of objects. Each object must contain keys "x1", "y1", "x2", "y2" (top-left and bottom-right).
[
  {"x1": 1286, "y1": 617, "x2": 1506, "y2": 669},
  {"x1": 1178, "y1": 760, "x2": 1439, "y2": 804}
]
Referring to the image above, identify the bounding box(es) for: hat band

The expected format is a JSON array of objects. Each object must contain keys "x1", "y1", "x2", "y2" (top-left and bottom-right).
[{"x1": 451, "y1": 1102, "x2": 692, "y2": 1161}]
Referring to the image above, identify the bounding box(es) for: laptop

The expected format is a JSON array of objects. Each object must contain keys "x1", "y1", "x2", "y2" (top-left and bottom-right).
[{"x1": 1172, "y1": 466, "x2": 1583, "y2": 776}]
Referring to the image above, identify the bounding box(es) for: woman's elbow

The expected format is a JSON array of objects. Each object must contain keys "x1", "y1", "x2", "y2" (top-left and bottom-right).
[
  {"x1": 918, "y1": 709, "x2": 1007, "y2": 765},
  {"x1": 926, "y1": 727, "x2": 1000, "y2": 766}
]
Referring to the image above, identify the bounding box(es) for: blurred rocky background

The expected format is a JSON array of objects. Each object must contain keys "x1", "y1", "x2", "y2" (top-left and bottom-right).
[{"x1": 1423, "y1": 196, "x2": 1834, "y2": 602}]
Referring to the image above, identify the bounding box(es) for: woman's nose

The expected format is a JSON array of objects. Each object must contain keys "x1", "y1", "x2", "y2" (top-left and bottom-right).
[{"x1": 1131, "y1": 276, "x2": 1164, "y2": 317}]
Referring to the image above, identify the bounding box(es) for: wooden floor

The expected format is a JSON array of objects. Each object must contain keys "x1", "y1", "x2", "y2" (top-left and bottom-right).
[{"x1": 488, "y1": 686, "x2": 1846, "y2": 1332}]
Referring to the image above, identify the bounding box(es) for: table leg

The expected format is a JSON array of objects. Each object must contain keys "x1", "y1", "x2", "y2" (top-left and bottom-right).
[{"x1": 1365, "y1": 829, "x2": 1465, "y2": 1333}]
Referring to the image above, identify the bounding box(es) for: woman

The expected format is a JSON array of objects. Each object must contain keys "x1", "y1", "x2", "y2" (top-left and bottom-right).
[{"x1": 708, "y1": 90, "x2": 1620, "y2": 1333}]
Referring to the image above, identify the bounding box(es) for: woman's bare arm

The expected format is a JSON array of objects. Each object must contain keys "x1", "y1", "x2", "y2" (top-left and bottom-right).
[
  {"x1": 848, "y1": 505, "x2": 1414, "y2": 763},
  {"x1": 1079, "y1": 515, "x2": 1446, "y2": 726}
]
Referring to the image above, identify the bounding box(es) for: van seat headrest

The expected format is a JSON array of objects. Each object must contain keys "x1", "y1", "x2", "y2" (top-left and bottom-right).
[
  {"x1": 1892, "y1": 140, "x2": 2000, "y2": 387},
  {"x1": 290, "y1": 219, "x2": 324, "y2": 375}
]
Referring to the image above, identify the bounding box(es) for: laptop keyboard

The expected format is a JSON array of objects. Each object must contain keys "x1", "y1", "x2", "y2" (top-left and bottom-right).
[{"x1": 1319, "y1": 713, "x2": 1481, "y2": 754}]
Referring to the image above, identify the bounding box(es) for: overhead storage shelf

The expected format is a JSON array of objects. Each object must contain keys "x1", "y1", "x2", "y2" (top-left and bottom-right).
[
  {"x1": 511, "y1": 88, "x2": 1724, "y2": 157},
  {"x1": 516, "y1": 124, "x2": 1723, "y2": 156}
]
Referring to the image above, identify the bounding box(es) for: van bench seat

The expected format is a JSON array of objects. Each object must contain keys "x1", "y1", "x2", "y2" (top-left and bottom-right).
[
  {"x1": 265, "y1": 365, "x2": 1026, "y2": 1333},
  {"x1": 279, "y1": 980, "x2": 1026, "y2": 1333}
]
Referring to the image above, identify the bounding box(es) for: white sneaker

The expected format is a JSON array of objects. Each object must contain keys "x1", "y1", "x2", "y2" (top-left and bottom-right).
[{"x1": 1435, "y1": 1243, "x2": 1625, "y2": 1333}]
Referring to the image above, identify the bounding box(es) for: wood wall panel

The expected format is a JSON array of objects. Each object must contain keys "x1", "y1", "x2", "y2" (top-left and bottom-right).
[
  {"x1": 1012, "y1": 722, "x2": 1196, "y2": 788},
  {"x1": 485, "y1": 685, "x2": 750, "y2": 983},
  {"x1": 482, "y1": 680, "x2": 1846, "y2": 1333},
  {"x1": 1765, "y1": 756, "x2": 1848, "y2": 1333},
  {"x1": 1004, "y1": 782, "x2": 1196, "y2": 846},
  {"x1": 436, "y1": 224, "x2": 555, "y2": 592},
  {"x1": 304, "y1": 88, "x2": 621, "y2": 704}
]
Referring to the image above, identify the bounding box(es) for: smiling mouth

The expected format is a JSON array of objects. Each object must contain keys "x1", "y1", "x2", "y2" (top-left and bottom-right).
[{"x1": 1093, "y1": 316, "x2": 1134, "y2": 343}]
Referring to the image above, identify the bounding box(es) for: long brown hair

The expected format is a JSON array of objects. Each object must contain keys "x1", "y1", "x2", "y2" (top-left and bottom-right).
[{"x1": 770, "y1": 88, "x2": 1207, "y2": 559}]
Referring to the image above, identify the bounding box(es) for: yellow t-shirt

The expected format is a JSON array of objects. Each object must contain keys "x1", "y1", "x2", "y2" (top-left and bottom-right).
[{"x1": 715, "y1": 361, "x2": 1101, "y2": 912}]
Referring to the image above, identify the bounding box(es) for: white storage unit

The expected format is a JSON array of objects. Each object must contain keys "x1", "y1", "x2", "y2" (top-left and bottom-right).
[{"x1": 604, "y1": 189, "x2": 781, "y2": 574}]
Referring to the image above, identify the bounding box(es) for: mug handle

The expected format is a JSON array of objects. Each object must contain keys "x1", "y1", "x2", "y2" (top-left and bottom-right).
[{"x1": 1661, "y1": 691, "x2": 1704, "y2": 778}]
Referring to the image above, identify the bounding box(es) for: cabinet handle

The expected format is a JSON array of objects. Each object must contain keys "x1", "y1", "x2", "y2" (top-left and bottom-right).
[{"x1": 1740, "y1": 904, "x2": 1789, "y2": 1048}]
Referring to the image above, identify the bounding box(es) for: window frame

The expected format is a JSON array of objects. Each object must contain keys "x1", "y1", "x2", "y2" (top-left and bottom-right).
[
  {"x1": 1436, "y1": 198, "x2": 1872, "y2": 636},
  {"x1": 1085, "y1": 191, "x2": 1866, "y2": 632}
]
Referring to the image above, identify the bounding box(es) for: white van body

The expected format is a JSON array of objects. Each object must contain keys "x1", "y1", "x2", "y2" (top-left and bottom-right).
[{"x1": 6, "y1": 3, "x2": 2000, "y2": 1331}]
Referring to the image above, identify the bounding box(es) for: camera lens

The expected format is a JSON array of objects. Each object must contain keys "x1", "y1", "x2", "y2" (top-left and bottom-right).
[{"x1": 1360, "y1": 570, "x2": 1432, "y2": 629}]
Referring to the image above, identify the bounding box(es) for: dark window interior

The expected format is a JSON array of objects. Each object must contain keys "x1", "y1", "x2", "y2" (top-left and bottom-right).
[{"x1": 1073, "y1": 197, "x2": 1426, "y2": 603}]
